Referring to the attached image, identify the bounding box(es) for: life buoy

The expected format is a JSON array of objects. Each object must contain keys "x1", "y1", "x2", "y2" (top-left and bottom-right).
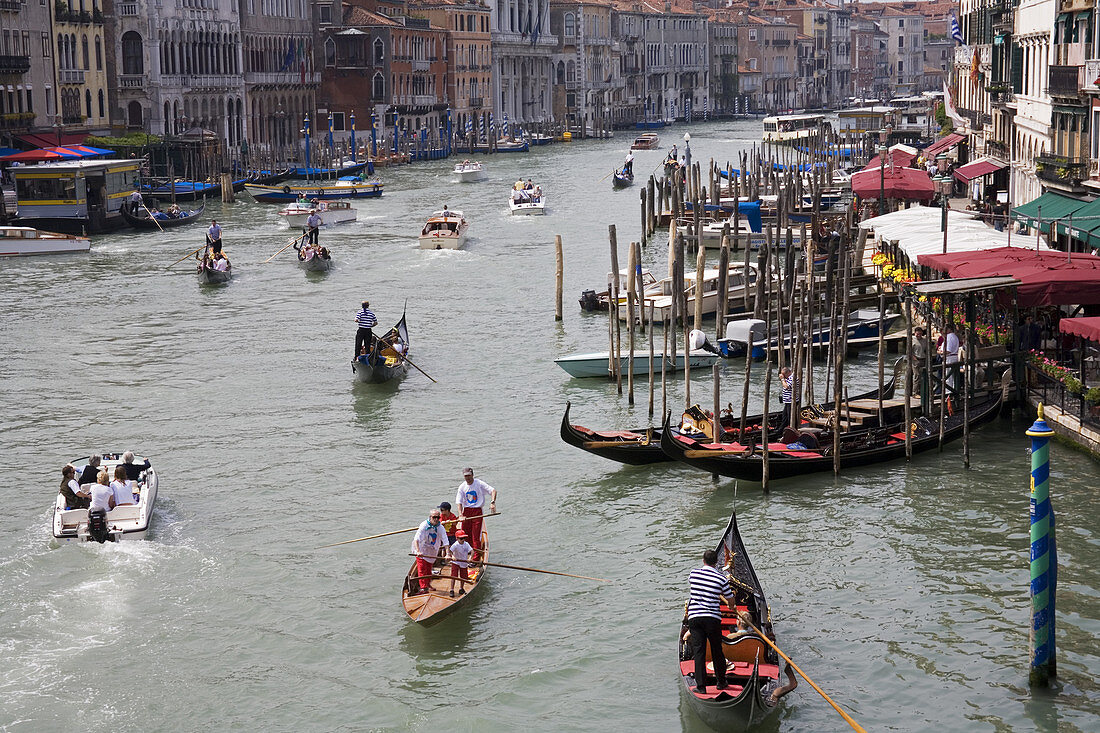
[{"x1": 282, "y1": 185, "x2": 292, "y2": 194}]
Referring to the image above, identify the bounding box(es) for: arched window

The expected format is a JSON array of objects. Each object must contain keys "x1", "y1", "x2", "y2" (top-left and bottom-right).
[
  {"x1": 564, "y1": 13, "x2": 575, "y2": 37},
  {"x1": 99, "y1": 89, "x2": 105, "y2": 118},
  {"x1": 373, "y1": 72, "x2": 384, "y2": 100},
  {"x1": 566, "y1": 61, "x2": 574, "y2": 82},
  {"x1": 324, "y1": 37, "x2": 335, "y2": 67},
  {"x1": 85, "y1": 88, "x2": 92, "y2": 118},
  {"x1": 127, "y1": 100, "x2": 143, "y2": 127},
  {"x1": 374, "y1": 37, "x2": 384, "y2": 63},
  {"x1": 82, "y1": 35, "x2": 89, "y2": 70},
  {"x1": 121, "y1": 31, "x2": 143, "y2": 74}
]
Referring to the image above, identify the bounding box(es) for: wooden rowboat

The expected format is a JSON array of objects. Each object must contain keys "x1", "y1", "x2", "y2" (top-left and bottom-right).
[
  {"x1": 402, "y1": 525, "x2": 488, "y2": 625},
  {"x1": 197, "y1": 260, "x2": 232, "y2": 284},
  {"x1": 612, "y1": 168, "x2": 635, "y2": 188},
  {"x1": 120, "y1": 200, "x2": 206, "y2": 229},
  {"x1": 297, "y1": 246, "x2": 333, "y2": 272},
  {"x1": 678, "y1": 512, "x2": 794, "y2": 729},
  {"x1": 352, "y1": 313, "x2": 410, "y2": 383}
]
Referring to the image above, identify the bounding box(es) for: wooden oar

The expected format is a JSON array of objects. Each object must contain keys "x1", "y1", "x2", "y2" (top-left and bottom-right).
[
  {"x1": 401, "y1": 354, "x2": 437, "y2": 383},
  {"x1": 140, "y1": 199, "x2": 165, "y2": 233},
  {"x1": 412, "y1": 554, "x2": 608, "y2": 582},
  {"x1": 265, "y1": 233, "x2": 306, "y2": 263},
  {"x1": 599, "y1": 169, "x2": 616, "y2": 183},
  {"x1": 167, "y1": 244, "x2": 207, "y2": 269},
  {"x1": 315, "y1": 512, "x2": 502, "y2": 549},
  {"x1": 746, "y1": 620, "x2": 867, "y2": 733}
]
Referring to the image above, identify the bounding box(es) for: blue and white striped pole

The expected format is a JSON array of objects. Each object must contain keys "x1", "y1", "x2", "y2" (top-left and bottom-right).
[{"x1": 1027, "y1": 404, "x2": 1058, "y2": 687}]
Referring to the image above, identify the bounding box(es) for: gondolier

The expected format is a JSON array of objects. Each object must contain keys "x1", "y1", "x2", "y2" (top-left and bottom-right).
[
  {"x1": 409, "y1": 507, "x2": 450, "y2": 595},
  {"x1": 779, "y1": 367, "x2": 795, "y2": 429},
  {"x1": 306, "y1": 209, "x2": 322, "y2": 245},
  {"x1": 207, "y1": 219, "x2": 222, "y2": 246},
  {"x1": 686, "y1": 549, "x2": 736, "y2": 693},
  {"x1": 129, "y1": 188, "x2": 143, "y2": 214},
  {"x1": 354, "y1": 300, "x2": 377, "y2": 358},
  {"x1": 623, "y1": 151, "x2": 634, "y2": 175},
  {"x1": 455, "y1": 467, "x2": 495, "y2": 551}
]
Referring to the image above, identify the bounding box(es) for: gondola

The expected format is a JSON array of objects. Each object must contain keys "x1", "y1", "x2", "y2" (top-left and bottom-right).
[
  {"x1": 197, "y1": 259, "x2": 232, "y2": 284},
  {"x1": 248, "y1": 168, "x2": 293, "y2": 185},
  {"x1": 120, "y1": 200, "x2": 206, "y2": 230},
  {"x1": 402, "y1": 524, "x2": 488, "y2": 626},
  {"x1": 661, "y1": 370, "x2": 1010, "y2": 483},
  {"x1": 678, "y1": 512, "x2": 794, "y2": 730},
  {"x1": 352, "y1": 313, "x2": 410, "y2": 383},
  {"x1": 560, "y1": 359, "x2": 903, "y2": 465},
  {"x1": 297, "y1": 244, "x2": 332, "y2": 272},
  {"x1": 612, "y1": 168, "x2": 635, "y2": 189},
  {"x1": 141, "y1": 180, "x2": 221, "y2": 202}
]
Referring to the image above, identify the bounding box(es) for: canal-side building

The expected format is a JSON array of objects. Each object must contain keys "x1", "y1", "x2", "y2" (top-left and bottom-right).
[
  {"x1": 53, "y1": 0, "x2": 111, "y2": 135},
  {"x1": 113, "y1": 0, "x2": 245, "y2": 146},
  {"x1": 489, "y1": 0, "x2": 556, "y2": 126},
  {"x1": 414, "y1": 0, "x2": 493, "y2": 141},
  {"x1": 731, "y1": 11, "x2": 797, "y2": 114},
  {"x1": 239, "y1": 0, "x2": 318, "y2": 159},
  {"x1": 642, "y1": 0, "x2": 707, "y2": 122},
  {"x1": 549, "y1": 0, "x2": 618, "y2": 134},
  {"x1": 763, "y1": 0, "x2": 851, "y2": 110},
  {"x1": 0, "y1": 0, "x2": 55, "y2": 142},
  {"x1": 611, "y1": 0, "x2": 646, "y2": 125},
  {"x1": 706, "y1": 10, "x2": 740, "y2": 117}
]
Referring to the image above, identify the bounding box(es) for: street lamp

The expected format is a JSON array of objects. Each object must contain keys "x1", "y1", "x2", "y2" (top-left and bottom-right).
[
  {"x1": 301, "y1": 114, "x2": 311, "y2": 173},
  {"x1": 935, "y1": 173, "x2": 952, "y2": 254},
  {"x1": 877, "y1": 143, "x2": 888, "y2": 215},
  {"x1": 683, "y1": 131, "x2": 691, "y2": 168},
  {"x1": 273, "y1": 103, "x2": 286, "y2": 162}
]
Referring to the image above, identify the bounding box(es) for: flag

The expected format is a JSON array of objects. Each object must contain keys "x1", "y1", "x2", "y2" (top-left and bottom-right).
[
  {"x1": 949, "y1": 13, "x2": 965, "y2": 46},
  {"x1": 969, "y1": 47, "x2": 980, "y2": 83},
  {"x1": 531, "y1": 4, "x2": 540, "y2": 46},
  {"x1": 280, "y1": 41, "x2": 294, "y2": 71},
  {"x1": 943, "y1": 78, "x2": 967, "y2": 130}
]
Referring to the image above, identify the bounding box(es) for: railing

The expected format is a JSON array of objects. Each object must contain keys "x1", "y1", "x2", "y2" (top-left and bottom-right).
[
  {"x1": 469, "y1": 96, "x2": 483, "y2": 108},
  {"x1": 56, "y1": 8, "x2": 95, "y2": 23},
  {"x1": 0, "y1": 54, "x2": 31, "y2": 73},
  {"x1": 0, "y1": 0, "x2": 22, "y2": 10},
  {"x1": 60, "y1": 69, "x2": 86, "y2": 84},
  {"x1": 1054, "y1": 41, "x2": 1086, "y2": 67},
  {"x1": 161, "y1": 74, "x2": 244, "y2": 89},
  {"x1": 989, "y1": 88, "x2": 1015, "y2": 106},
  {"x1": 62, "y1": 114, "x2": 85, "y2": 124},
  {"x1": 985, "y1": 140, "x2": 1009, "y2": 160},
  {"x1": 772, "y1": 39, "x2": 791, "y2": 47},
  {"x1": 411, "y1": 59, "x2": 429, "y2": 71},
  {"x1": 1035, "y1": 154, "x2": 1089, "y2": 184},
  {"x1": 1026, "y1": 363, "x2": 1100, "y2": 433},
  {"x1": 1048, "y1": 65, "x2": 1083, "y2": 97},
  {"x1": 0, "y1": 112, "x2": 35, "y2": 129},
  {"x1": 393, "y1": 94, "x2": 438, "y2": 107},
  {"x1": 119, "y1": 74, "x2": 143, "y2": 88},
  {"x1": 118, "y1": 2, "x2": 139, "y2": 16},
  {"x1": 243, "y1": 71, "x2": 320, "y2": 85}
]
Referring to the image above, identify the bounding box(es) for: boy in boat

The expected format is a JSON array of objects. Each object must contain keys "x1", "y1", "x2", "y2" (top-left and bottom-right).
[
  {"x1": 455, "y1": 468, "x2": 495, "y2": 552},
  {"x1": 410, "y1": 507, "x2": 450, "y2": 595},
  {"x1": 448, "y1": 529, "x2": 473, "y2": 598},
  {"x1": 438, "y1": 501, "x2": 459, "y2": 538}
]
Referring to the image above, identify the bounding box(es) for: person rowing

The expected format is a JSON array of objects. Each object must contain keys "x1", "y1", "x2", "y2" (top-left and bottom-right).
[{"x1": 455, "y1": 467, "x2": 495, "y2": 553}]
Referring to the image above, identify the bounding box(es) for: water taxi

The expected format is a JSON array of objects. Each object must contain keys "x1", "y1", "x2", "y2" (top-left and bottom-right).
[
  {"x1": 11, "y1": 159, "x2": 141, "y2": 233},
  {"x1": 0, "y1": 226, "x2": 90, "y2": 256},
  {"x1": 419, "y1": 209, "x2": 469, "y2": 250},
  {"x1": 453, "y1": 160, "x2": 487, "y2": 182},
  {"x1": 278, "y1": 200, "x2": 357, "y2": 228},
  {"x1": 631, "y1": 133, "x2": 661, "y2": 150},
  {"x1": 761, "y1": 114, "x2": 826, "y2": 143}
]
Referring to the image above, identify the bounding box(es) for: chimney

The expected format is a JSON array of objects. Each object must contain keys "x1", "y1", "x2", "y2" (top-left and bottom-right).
[{"x1": 665, "y1": 1, "x2": 671, "y2": 13}]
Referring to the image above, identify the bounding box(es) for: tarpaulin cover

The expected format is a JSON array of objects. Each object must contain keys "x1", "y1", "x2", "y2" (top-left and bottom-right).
[
  {"x1": 1059, "y1": 316, "x2": 1100, "y2": 342},
  {"x1": 851, "y1": 166, "x2": 935, "y2": 201},
  {"x1": 0, "y1": 147, "x2": 81, "y2": 162},
  {"x1": 865, "y1": 147, "x2": 917, "y2": 170},
  {"x1": 1011, "y1": 191, "x2": 1088, "y2": 234},
  {"x1": 953, "y1": 158, "x2": 1006, "y2": 183},
  {"x1": 917, "y1": 246, "x2": 1100, "y2": 307}
]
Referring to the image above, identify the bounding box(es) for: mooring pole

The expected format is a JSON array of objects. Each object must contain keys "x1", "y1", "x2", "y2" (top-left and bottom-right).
[{"x1": 1027, "y1": 405, "x2": 1058, "y2": 688}]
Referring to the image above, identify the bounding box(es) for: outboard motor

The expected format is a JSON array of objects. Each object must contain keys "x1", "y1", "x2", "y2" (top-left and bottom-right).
[
  {"x1": 87, "y1": 508, "x2": 112, "y2": 544},
  {"x1": 579, "y1": 289, "x2": 600, "y2": 312},
  {"x1": 689, "y1": 328, "x2": 720, "y2": 355}
]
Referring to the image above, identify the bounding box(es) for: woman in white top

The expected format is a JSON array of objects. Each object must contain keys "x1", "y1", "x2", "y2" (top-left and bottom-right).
[
  {"x1": 88, "y1": 471, "x2": 115, "y2": 513},
  {"x1": 109, "y1": 465, "x2": 135, "y2": 507}
]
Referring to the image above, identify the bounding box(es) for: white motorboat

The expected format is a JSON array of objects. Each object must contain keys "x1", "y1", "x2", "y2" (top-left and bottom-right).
[
  {"x1": 508, "y1": 185, "x2": 545, "y2": 215},
  {"x1": 578, "y1": 268, "x2": 660, "y2": 312},
  {"x1": 418, "y1": 209, "x2": 469, "y2": 249},
  {"x1": 52, "y1": 453, "x2": 158, "y2": 543},
  {"x1": 453, "y1": 160, "x2": 486, "y2": 182},
  {"x1": 0, "y1": 226, "x2": 90, "y2": 256},
  {"x1": 677, "y1": 220, "x2": 808, "y2": 250},
  {"x1": 555, "y1": 349, "x2": 720, "y2": 378},
  {"x1": 621, "y1": 265, "x2": 760, "y2": 323},
  {"x1": 277, "y1": 200, "x2": 357, "y2": 228}
]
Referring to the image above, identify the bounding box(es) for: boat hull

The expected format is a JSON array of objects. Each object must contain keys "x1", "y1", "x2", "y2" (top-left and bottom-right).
[
  {"x1": 246, "y1": 183, "x2": 384, "y2": 203},
  {"x1": 298, "y1": 254, "x2": 332, "y2": 272},
  {"x1": 419, "y1": 233, "x2": 467, "y2": 249},
  {"x1": 612, "y1": 171, "x2": 635, "y2": 188},
  {"x1": 509, "y1": 200, "x2": 545, "y2": 215},
  {"x1": 454, "y1": 167, "x2": 486, "y2": 182},
  {"x1": 120, "y1": 201, "x2": 206, "y2": 230},
  {"x1": 281, "y1": 210, "x2": 357, "y2": 228},
  {"x1": 0, "y1": 230, "x2": 90, "y2": 256},
  {"x1": 555, "y1": 350, "x2": 719, "y2": 378},
  {"x1": 197, "y1": 265, "x2": 232, "y2": 284}
]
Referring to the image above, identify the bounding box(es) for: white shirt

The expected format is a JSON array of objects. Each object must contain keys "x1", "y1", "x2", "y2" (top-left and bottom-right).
[
  {"x1": 942, "y1": 332, "x2": 960, "y2": 364},
  {"x1": 110, "y1": 479, "x2": 134, "y2": 506},
  {"x1": 450, "y1": 540, "x2": 473, "y2": 568},
  {"x1": 89, "y1": 483, "x2": 113, "y2": 512},
  {"x1": 212, "y1": 257, "x2": 229, "y2": 271},
  {"x1": 456, "y1": 478, "x2": 494, "y2": 511},
  {"x1": 411, "y1": 520, "x2": 449, "y2": 561},
  {"x1": 625, "y1": 153, "x2": 634, "y2": 164},
  {"x1": 67, "y1": 478, "x2": 83, "y2": 496}
]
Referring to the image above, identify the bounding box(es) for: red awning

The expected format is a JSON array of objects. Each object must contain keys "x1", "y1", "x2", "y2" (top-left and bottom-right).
[
  {"x1": 851, "y1": 166, "x2": 935, "y2": 201},
  {"x1": 15, "y1": 132, "x2": 87, "y2": 148},
  {"x1": 953, "y1": 158, "x2": 1007, "y2": 183},
  {"x1": 917, "y1": 246, "x2": 1100, "y2": 307},
  {"x1": 922, "y1": 133, "x2": 965, "y2": 158},
  {"x1": 1060, "y1": 316, "x2": 1100, "y2": 342},
  {"x1": 0, "y1": 147, "x2": 81, "y2": 162},
  {"x1": 865, "y1": 147, "x2": 917, "y2": 170}
]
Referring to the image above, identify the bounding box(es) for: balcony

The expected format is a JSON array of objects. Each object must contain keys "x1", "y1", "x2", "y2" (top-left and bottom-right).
[
  {"x1": 0, "y1": 0, "x2": 22, "y2": 10},
  {"x1": 0, "y1": 112, "x2": 35, "y2": 129},
  {"x1": 469, "y1": 96, "x2": 483, "y2": 108},
  {"x1": 61, "y1": 69, "x2": 86, "y2": 84},
  {"x1": 62, "y1": 114, "x2": 85, "y2": 124},
  {"x1": 394, "y1": 94, "x2": 438, "y2": 107},
  {"x1": 1054, "y1": 42, "x2": 1086, "y2": 67},
  {"x1": 119, "y1": 74, "x2": 143, "y2": 88},
  {"x1": 1085, "y1": 59, "x2": 1100, "y2": 93},
  {"x1": 243, "y1": 71, "x2": 320, "y2": 85},
  {"x1": 55, "y1": 8, "x2": 97, "y2": 24},
  {"x1": 1036, "y1": 154, "x2": 1089, "y2": 185},
  {"x1": 118, "y1": 2, "x2": 139, "y2": 16},
  {"x1": 411, "y1": 59, "x2": 429, "y2": 72},
  {"x1": 772, "y1": 39, "x2": 791, "y2": 47},
  {"x1": 985, "y1": 140, "x2": 1009, "y2": 161},
  {"x1": 0, "y1": 54, "x2": 31, "y2": 73},
  {"x1": 161, "y1": 74, "x2": 244, "y2": 90},
  {"x1": 1048, "y1": 65, "x2": 1083, "y2": 99}
]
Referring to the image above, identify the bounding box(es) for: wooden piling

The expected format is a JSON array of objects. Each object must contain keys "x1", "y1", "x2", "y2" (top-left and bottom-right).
[
  {"x1": 627, "y1": 239, "x2": 637, "y2": 406},
  {"x1": 609, "y1": 225, "x2": 622, "y2": 394},
  {"x1": 554, "y1": 234, "x2": 564, "y2": 321}
]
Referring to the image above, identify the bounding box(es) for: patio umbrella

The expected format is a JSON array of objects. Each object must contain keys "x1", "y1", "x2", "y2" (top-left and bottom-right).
[
  {"x1": 851, "y1": 165, "x2": 935, "y2": 202},
  {"x1": 0, "y1": 147, "x2": 81, "y2": 162}
]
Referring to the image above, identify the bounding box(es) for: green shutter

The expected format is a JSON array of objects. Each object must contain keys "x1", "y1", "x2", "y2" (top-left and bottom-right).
[{"x1": 1011, "y1": 43, "x2": 1024, "y2": 94}]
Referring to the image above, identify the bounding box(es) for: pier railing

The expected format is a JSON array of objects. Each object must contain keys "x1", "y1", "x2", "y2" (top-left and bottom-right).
[{"x1": 1025, "y1": 362, "x2": 1100, "y2": 432}]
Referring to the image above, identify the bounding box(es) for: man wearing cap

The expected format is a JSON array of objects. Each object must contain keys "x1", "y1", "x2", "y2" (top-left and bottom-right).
[
  {"x1": 455, "y1": 468, "x2": 496, "y2": 552},
  {"x1": 448, "y1": 529, "x2": 474, "y2": 598},
  {"x1": 354, "y1": 300, "x2": 378, "y2": 360},
  {"x1": 409, "y1": 507, "x2": 450, "y2": 595}
]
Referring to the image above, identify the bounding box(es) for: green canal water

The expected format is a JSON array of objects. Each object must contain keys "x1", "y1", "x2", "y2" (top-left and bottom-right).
[{"x1": 0, "y1": 119, "x2": 1097, "y2": 731}]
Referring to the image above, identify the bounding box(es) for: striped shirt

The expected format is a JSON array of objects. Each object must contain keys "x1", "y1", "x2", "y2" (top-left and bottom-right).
[
  {"x1": 356, "y1": 308, "x2": 377, "y2": 329},
  {"x1": 781, "y1": 374, "x2": 795, "y2": 404},
  {"x1": 687, "y1": 565, "x2": 733, "y2": 620}
]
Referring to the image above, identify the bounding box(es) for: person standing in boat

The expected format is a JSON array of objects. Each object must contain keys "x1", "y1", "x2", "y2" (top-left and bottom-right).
[
  {"x1": 207, "y1": 219, "x2": 222, "y2": 247},
  {"x1": 779, "y1": 366, "x2": 796, "y2": 430},
  {"x1": 128, "y1": 188, "x2": 143, "y2": 214},
  {"x1": 409, "y1": 507, "x2": 450, "y2": 595},
  {"x1": 455, "y1": 468, "x2": 495, "y2": 552},
  {"x1": 306, "y1": 209, "x2": 322, "y2": 245},
  {"x1": 448, "y1": 529, "x2": 474, "y2": 598},
  {"x1": 623, "y1": 151, "x2": 634, "y2": 175},
  {"x1": 686, "y1": 549, "x2": 736, "y2": 693},
  {"x1": 354, "y1": 300, "x2": 378, "y2": 359}
]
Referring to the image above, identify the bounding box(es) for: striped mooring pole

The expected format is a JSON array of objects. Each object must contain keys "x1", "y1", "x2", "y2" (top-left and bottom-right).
[{"x1": 1026, "y1": 403, "x2": 1058, "y2": 687}]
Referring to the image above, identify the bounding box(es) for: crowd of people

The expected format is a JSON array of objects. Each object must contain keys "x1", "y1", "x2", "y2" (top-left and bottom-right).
[
  {"x1": 409, "y1": 468, "x2": 497, "y2": 598},
  {"x1": 58, "y1": 452, "x2": 150, "y2": 512}
]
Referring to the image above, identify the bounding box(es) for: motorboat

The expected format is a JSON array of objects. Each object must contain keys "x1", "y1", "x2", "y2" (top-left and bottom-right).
[
  {"x1": 630, "y1": 133, "x2": 660, "y2": 150},
  {"x1": 508, "y1": 185, "x2": 545, "y2": 215},
  {"x1": 453, "y1": 160, "x2": 487, "y2": 182},
  {"x1": 418, "y1": 209, "x2": 469, "y2": 250},
  {"x1": 555, "y1": 349, "x2": 720, "y2": 379},
  {"x1": 716, "y1": 309, "x2": 901, "y2": 359},
  {"x1": 622, "y1": 265, "x2": 760, "y2": 323},
  {"x1": 0, "y1": 226, "x2": 90, "y2": 256},
  {"x1": 578, "y1": 268, "x2": 660, "y2": 312},
  {"x1": 52, "y1": 453, "x2": 158, "y2": 543},
  {"x1": 528, "y1": 133, "x2": 553, "y2": 146},
  {"x1": 246, "y1": 180, "x2": 383, "y2": 203},
  {"x1": 278, "y1": 200, "x2": 357, "y2": 228},
  {"x1": 495, "y1": 138, "x2": 530, "y2": 152}
]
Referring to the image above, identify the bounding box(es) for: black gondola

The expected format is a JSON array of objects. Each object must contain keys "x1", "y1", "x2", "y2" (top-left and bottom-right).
[
  {"x1": 661, "y1": 370, "x2": 1010, "y2": 483},
  {"x1": 612, "y1": 168, "x2": 635, "y2": 188},
  {"x1": 120, "y1": 200, "x2": 206, "y2": 230},
  {"x1": 678, "y1": 512, "x2": 795, "y2": 730},
  {"x1": 560, "y1": 358, "x2": 903, "y2": 465},
  {"x1": 353, "y1": 313, "x2": 410, "y2": 384}
]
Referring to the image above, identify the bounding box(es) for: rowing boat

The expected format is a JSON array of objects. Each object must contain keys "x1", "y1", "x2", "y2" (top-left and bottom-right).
[
  {"x1": 353, "y1": 313, "x2": 410, "y2": 383},
  {"x1": 678, "y1": 512, "x2": 793, "y2": 729},
  {"x1": 197, "y1": 259, "x2": 232, "y2": 284},
  {"x1": 612, "y1": 168, "x2": 635, "y2": 188},
  {"x1": 402, "y1": 524, "x2": 488, "y2": 625},
  {"x1": 120, "y1": 200, "x2": 206, "y2": 230}
]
